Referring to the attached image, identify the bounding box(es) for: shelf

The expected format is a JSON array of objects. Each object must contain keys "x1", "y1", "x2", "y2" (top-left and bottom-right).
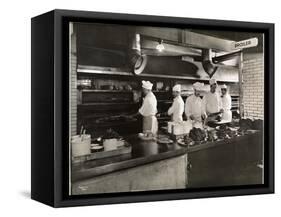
[
  {"x1": 153, "y1": 90, "x2": 170, "y2": 93},
  {"x1": 78, "y1": 102, "x2": 138, "y2": 106},
  {"x1": 77, "y1": 65, "x2": 239, "y2": 83},
  {"x1": 81, "y1": 89, "x2": 133, "y2": 93}
]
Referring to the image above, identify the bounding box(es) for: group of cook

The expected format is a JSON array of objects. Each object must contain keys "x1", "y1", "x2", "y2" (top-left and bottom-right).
[{"x1": 137, "y1": 79, "x2": 232, "y2": 135}]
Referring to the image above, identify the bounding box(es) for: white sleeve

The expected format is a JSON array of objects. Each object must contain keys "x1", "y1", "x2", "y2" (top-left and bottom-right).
[
  {"x1": 185, "y1": 97, "x2": 191, "y2": 117},
  {"x1": 179, "y1": 100, "x2": 184, "y2": 116},
  {"x1": 139, "y1": 97, "x2": 155, "y2": 116},
  {"x1": 226, "y1": 95, "x2": 232, "y2": 110},
  {"x1": 202, "y1": 95, "x2": 207, "y2": 115},
  {"x1": 201, "y1": 98, "x2": 206, "y2": 116}
]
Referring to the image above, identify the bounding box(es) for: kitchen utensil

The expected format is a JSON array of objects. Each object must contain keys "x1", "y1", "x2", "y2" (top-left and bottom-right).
[
  {"x1": 79, "y1": 125, "x2": 83, "y2": 137},
  {"x1": 90, "y1": 143, "x2": 100, "y2": 148},
  {"x1": 157, "y1": 137, "x2": 173, "y2": 144},
  {"x1": 177, "y1": 136, "x2": 194, "y2": 147},
  {"x1": 81, "y1": 129, "x2": 86, "y2": 141},
  {"x1": 177, "y1": 138, "x2": 188, "y2": 146}
]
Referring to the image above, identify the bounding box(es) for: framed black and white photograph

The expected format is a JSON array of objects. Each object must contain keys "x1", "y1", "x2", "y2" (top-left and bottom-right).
[{"x1": 31, "y1": 9, "x2": 274, "y2": 207}]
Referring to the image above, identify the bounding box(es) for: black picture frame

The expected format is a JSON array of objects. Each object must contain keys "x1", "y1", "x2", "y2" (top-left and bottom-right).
[{"x1": 31, "y1": 9, "x2": 274, "y2": 207}]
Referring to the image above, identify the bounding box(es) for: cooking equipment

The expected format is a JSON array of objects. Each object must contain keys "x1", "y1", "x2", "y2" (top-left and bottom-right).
[
  {"x1": 167, "y1": 121, "x2": 193, "y2": 135},
  {"x1": 157, "y1": 137, "x2": 173, "y2": 144},
  {"x1": 78, "y1": 88, "x2": 141, "y2": 138},
  {"x1": 95, "y1": 115, "x2": 137, "y2": 124},
  {"x1": 103, "y1": 138, "x2": 118, "y2": 151},
  {"x1": 177, "y1": 137, "x2": 194, "y2": 147},
  {"x1": 77, "y1": 79, "x2": 92, "y2": 89},
  {"x1": 138, "y1": 133, "x2": 156, "y2": 141},
  {"x1": 90, "y1": 145, "x2": 132, "y2": 160},
  {"x1": 100, "y1": 84, "x2": 114, "y2": 90},
  {"x1": 71, "y1": 134, "x2": 91, "y2": 157},
  {"x1": 91, "y1": 145, "x2": 104, "y2": 153}
]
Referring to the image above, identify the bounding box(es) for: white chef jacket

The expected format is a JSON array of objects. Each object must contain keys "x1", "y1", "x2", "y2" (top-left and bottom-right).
[
  {"x1": 185, "y1": 94, "x2": 205, "y2": 121},
  {"x1": 202, "y1": 92, "x2": 222, "y2": 114},
  {"x1": 138, "y1": 91, "x2": 158, "y2": 134},
  {"x1": 221, "y1": 93, "x2": 232, "y2": 122},
  {"x1": 168, "y1": 95, "x2": 184, "y2": 122},
  {"x1": 138, "y1": 91, "x2": 158, "y2": 116}
]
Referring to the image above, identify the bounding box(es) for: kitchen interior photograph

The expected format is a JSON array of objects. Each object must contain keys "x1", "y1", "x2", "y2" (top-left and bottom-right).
[{"x1": 68, "y1": 22, "x2": 264, "y2": 195}]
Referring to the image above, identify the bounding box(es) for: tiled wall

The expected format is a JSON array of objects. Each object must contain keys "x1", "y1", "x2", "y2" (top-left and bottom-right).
[
  {"x1": 70, "y1": 29, "x2": 77, "y2": 136},
  {"x1": 242, "y1": 53, "x2": 264, "y2": 120}
]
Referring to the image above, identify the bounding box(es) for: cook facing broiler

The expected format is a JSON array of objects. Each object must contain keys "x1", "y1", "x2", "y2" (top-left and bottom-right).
[
  {"x1": 220, "y1": 84, "x2": 232, "y2": 123},
  {"x1": 185, "y1": 82, "x2": 205, "y2": 127},
  {"x1": 167, "y1": 84, "x2": 184, "y2": 122},
  {"x1": 138, "y1": 80, "x2": 158, "y2": 135}
]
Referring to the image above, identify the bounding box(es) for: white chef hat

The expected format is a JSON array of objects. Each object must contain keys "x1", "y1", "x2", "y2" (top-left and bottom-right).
[
  {"x1": 172, "y1": 84, "x2": 181, "y2": 92},
  {"x1": 142, "y1": 80, "x2": 153, "y2": 90},
  {"x1": 220, "y1": 84, "x2": 227, "y2": 89},
  {"x1": 193, "y1": 82, "x2": 204, "y2": 90},
  {"x1": 209, "y1": 78, "x2": 217, "y2": 85}
]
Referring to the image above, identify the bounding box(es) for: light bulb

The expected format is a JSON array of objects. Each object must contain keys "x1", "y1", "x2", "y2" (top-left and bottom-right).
[{"x1": 156, "y1": 41, "x2": 165, "y2": 52}]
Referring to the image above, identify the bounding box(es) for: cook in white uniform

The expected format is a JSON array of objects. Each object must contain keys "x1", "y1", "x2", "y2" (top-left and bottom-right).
[
  {"x1": 202, "y1": 78, "x2": 223, "y2": 116},
  {"x1": 167, "y1": 84, "x2": 184, "y2": 122},
  {"x1": 220, "y1": 84, "x2": 232, "y2": 123},
  {"x1": 185, "y1": 82, "x2": 206, "y2": 127},
  {"x1": 138, "y1": 80, "x2": 158, "y2": 135}
]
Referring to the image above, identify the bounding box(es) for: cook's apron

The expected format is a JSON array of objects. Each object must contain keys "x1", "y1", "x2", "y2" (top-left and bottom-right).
[
  {"x1": 222, "y1": 110, "x2": 232, "y2": 123},
  {"x1": 172, "y1": 115, "x2": 183, "y2": 123},
  {"x1": 142, "y1": 115, "x2": 158, "y2": 135}
]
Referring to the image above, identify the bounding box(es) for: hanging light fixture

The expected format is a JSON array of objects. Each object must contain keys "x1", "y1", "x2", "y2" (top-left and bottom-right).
[{"x1": 156, "y1": 39, "x2": 165, "y2": 52}]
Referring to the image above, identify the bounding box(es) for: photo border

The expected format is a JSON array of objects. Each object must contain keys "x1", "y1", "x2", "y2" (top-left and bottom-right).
[{"x1": 51, "y1": 9, "x2": 274, "y2": 207}]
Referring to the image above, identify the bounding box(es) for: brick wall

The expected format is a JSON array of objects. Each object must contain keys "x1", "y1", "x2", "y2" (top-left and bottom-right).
[
  {"x1": 242, "y1": 53, "x2": 264, "y2": 120},
  {"x1": 70, "y1": 26, "x2": 77, "y2": 136}
]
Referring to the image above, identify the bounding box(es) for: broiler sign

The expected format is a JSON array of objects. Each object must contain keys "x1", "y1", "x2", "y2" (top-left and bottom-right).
[{"x1": 232, "y1": 37, "x2": 258, "y2": 50}]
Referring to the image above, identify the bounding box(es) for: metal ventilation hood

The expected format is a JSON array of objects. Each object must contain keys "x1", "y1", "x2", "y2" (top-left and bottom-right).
[{"x1": 76, "y1": 24, "x2": 257, "y2": 82}]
